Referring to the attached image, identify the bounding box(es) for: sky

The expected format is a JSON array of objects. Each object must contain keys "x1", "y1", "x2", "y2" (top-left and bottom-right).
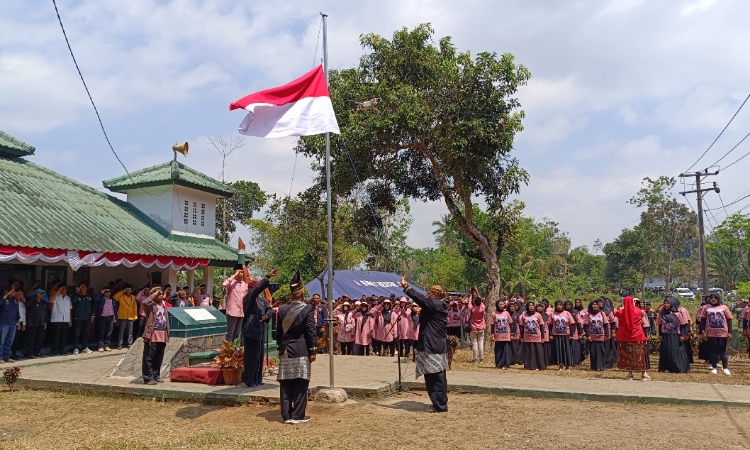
[{"x1": 2, "y1": 0, "x2": 750, "y2": 251}]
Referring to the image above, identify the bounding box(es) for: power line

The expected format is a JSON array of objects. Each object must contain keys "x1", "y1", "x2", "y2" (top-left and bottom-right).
[
  {"x1": 710, "y1": 131, "x2": 750, "y2": 169},
  {"x1": 705, "y1": 191, "x2": 750, "y2": 211},
  {"x1": 684, "y1": 93, "x2": 750, "y2": 173},
  {"x1": 52, "y1": 0, "x2": 151, "y2": 195}
]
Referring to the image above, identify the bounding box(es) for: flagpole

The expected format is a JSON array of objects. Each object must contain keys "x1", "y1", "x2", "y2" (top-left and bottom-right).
[{"x1": 321, "y1": 11, "x2": 335, "y2": 389}]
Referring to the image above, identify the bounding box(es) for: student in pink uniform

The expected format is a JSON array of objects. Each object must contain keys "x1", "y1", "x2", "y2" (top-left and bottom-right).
[
  {"x1": 563, "y1": 300, "x2": 583, "y2": 366},
  {"x1": 446, "y1": 302, "x2": 462, "y2": 337},
  {"x1": 395, "y1": 297, "x2": 414, "y2": 358},
  {"x1": 491, "y1": 299, "x2": 512, "y2": 369},
  {"x1": 701, "y1": 293, "x2": 733, "y2": 375},
  {"x1": 550, "y1": 300, "x2": 575, "y2": 370},
  {"x1": 469, "y1": 292, "x2": 486, "y2": 363},
  {"x1": 741, "y1": 301, "x2": 750, "y2": 359},
  {"x1": 634, "y1": 298, "x2": 651, "y2": 371},
  {"x1": 334, "y1": 301, "x2": 356, "y2": 355},
  {"x1": 508, "y1": 301, "x2": 522, "y2": 365},
  {"x1": 371, "y1": 299, "x2": 398, "y2": 356},
  {"x1": 352, "y1": 301, "x2": 373, "y2": 356},
  {"x1": 141, "y1": 287, "x2": 170, "y2": 385},
  {"x1": 520, "y1": 302, "x2": 546, "y2": 370},
  {"x1": 536, "y1": 303, "x2": 552, "y2": 366},
  {"x1": 584, "y1": 300, "x2": 609, "y2": 371},
  {"x1": 574, "y1": 298, "x2": 589, "y2": 361}
]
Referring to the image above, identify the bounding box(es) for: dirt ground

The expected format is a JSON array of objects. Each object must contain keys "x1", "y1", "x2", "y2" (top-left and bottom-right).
[
  {"x1": 450, "y1": 347, "x2": 750, "y2": 385},
  {"x1": 1, "y1": 389, "x2": 750, "y2": 449}
]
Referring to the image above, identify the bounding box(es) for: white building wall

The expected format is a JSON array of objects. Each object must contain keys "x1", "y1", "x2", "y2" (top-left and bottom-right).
[
  {"x1": 125, "y1": 185, "x2": 218, "y2": 239},
  {"x1": 170, "y1": 186, "x2": 217, "y2": 238},
  {"x1": 126, "y1": 186, "x2": 175, "y2": 231}
]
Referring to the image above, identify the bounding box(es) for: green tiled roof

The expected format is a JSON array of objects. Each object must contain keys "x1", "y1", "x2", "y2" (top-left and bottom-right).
[
  {"x1": 0, "y1": 156, "x2": 237, "y2": 266},
  {"x1": 0, "y1": 131, "x2": 35, "y2": 157},
  {"x1": 102, "y1": 161, "x2": 235, "y2": 197}
]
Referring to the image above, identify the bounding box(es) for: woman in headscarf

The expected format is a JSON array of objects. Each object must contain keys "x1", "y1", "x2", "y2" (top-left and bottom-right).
[
  {"x1": 657, "y1": 296, "x2": 690, "y2": 373},
  {"x1": 535, "y1": 303, "x2": 552, "y2": 367},
  {"x1": 574, "y1": 298, "x2": 589, "y2": 361},
  {"x1": 395, "y1": 297, "x2": 414, "y2": 358},
  {"x1": 446, "y1": 301, "x2": 462, "y2": 338},
  {"x1": 696, "y1": 295, "x2": 710, "y2": 365},
  {"x1": 550, "y1": 300, "x2": 575, "y2": 370},
  {"x1": 673, "y1": 298, "x2": 694, "y2": 365},
  {"x1": 700, "y1": 293, "x2": 732, "y2": 375},
  {"x1": 584, "y1": 300, "x2": 609, "y2": 371},
  {"x1": 613, "y1": 296, "x2": 650, "y2": 380},
  {"x1": 563, "y1": 300, "x2": 583, "y2": 366},
  {"x1": 352, "y1": 301, "x2": 373, "y2": 356},
  {"x1": 491, "y1": 299, "x2": 513, "y2": 369},
  {"x1": 520, "y1": 302, "x2": 546, "y2": 370},
  {"x1": 508, "y1": 301, "x2": 523, "y2": 365},
  {"x1": 410, "y1": 304, "x2": 421, "y2": 362},
  {"x1": 601, "y1": 297, "x2": 618, "y2": 369},
  {"x1": 334, "y1": 301, "x2": 355, "y2": 355},
  {"x1": 371, "y1": 299, "x2": 398, "y2": 357},
  {"x1": 634, "y1": 298, "x2": 651, "y2": 371}
]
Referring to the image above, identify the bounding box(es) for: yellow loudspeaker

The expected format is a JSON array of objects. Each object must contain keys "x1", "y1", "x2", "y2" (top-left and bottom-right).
[{"x1": 172, "y1": 142, "x2": 189, "y2": 157}]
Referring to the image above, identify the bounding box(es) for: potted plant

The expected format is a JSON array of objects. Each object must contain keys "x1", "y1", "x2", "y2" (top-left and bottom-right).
[{"x1": 213, "y1": 338, "x2": 244, "y2": 385}]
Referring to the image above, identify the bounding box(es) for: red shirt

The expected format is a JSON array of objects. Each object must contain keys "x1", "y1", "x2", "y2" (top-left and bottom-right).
[{"x1": 470, "y1": 303, "x2": 486, "y2": 331}]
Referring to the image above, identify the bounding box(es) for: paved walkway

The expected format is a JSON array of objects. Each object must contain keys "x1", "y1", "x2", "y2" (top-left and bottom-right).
[{"x1": 2, "y1": 353, "x2": 750, "y2": 406}]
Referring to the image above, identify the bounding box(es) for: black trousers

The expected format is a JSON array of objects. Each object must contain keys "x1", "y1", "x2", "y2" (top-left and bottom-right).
[
  {"x1": 48, "y1": 322, "x2": 69, "y2": 354},
  {"x1": 73, "y1": 319, "x2": 91, "y2": 350},
  {"x1": 97, "y1": 316, "x2": 114, "y2": 349},
  {"x1": 381, "y1": 341, "x2": 395, "y2": 356},
  {"x1": 24, "y1": 325, "x2": 46, "y2": 356},
  {"x1": 424, "y1": 370, "x2": 448, "y2": 412},
  {"x1": 708, "y1": 337, "x2": 729, "y2": 369},
  {"x1": 352, "y1": 343, "x2": 370, "y2": 356},
  {"x1": 372, "y1": 339, "x2": 382, "y2": 354},
  {"x1": 136, "y1": 316, "x2": 145, "y2": 338},
  {"x1": 279, "y1": 378, "x2": 309, "y2": 421},
  {"x1": 338, "y1": 341, "x2": 353, "y2": 355},
  {"x1": 243, "y1": 338, "x2": 264, "y2": 386},
  {"x1": 398, "y1": 339, "x2": 412, "y2": 357},
  {"x1": 142, "y1": 341, "x2": 166, "y2": 382}
]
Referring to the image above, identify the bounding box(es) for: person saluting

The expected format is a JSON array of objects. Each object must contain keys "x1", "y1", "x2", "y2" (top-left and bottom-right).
[{"x1": 399, "y1": 277, "x2": 448, "y2": 413}]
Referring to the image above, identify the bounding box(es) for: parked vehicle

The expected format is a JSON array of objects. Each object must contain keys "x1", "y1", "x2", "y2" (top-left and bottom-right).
[{"x1": 675, "y1": 287, "x2": 695, "y2": 300}]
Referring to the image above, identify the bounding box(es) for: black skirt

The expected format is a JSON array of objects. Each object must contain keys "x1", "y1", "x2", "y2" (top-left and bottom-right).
[
  {"x1": 698, "y1": 339, "x2": 709, "y2": 362},
  {"x1": 570, "y1": 339, "x2": 582, "y2": 366},
  {"x1": 644, "y1": 341, "x2": 651, "y2": 370},
  {"x1": 589, "y1": 340, "x2": 606, "y2": 371},
  {"x1": 543, "y1": 341, "x2": 552, "y2": 366},
  {"x1": 581, "y1": 338, "x2": 589, "y2": 360},
  {"x1": 658, "y1": 334, "x2": 690, "y2": 373},
  {"x1": 604, "y1": 338, "x2": 617, "y2": 369},
  {"x1": 522, "y1": 342, "x2": 547, "y2": 370},
  {"x1": 494, "y1": 341, "x2": 512, "y2": 368},
  {"x1": 447, "y1": 326, "x2": 461, "y2": 337},
  {"x1": 510, "y1": 339, "x2": 523, "y2": 364},
  {"x1": 550, "y1": 336, "x2": 573, "y2": 367}
]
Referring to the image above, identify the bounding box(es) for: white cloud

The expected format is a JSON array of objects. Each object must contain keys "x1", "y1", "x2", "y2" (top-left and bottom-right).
[{"x1": 2, "y1": 0, "x2": 750, "y2": 251}]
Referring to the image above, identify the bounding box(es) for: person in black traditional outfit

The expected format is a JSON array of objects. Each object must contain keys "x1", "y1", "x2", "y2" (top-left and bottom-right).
[
  {"x1": 276, "y1": 271, "x2": 317, "y2": 424},
  {"x1": 400, "y1": 278, "x2": 448, "y2": 413},
  {"x1": 242, "y1": 268, "x2": 277, "y2": 388}
]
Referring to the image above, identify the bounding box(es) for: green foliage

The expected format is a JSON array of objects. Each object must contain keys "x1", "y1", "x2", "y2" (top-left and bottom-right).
[
  {"x1": 737, "y1": 281, "x2": 750, "y2": 299},
  {"x1": 707, "y1": 213, "x2": 750, "y2": 289},
  {"x1": 216, "y1": 180, "x2": 267, "y2": 243},
  {"x1": 295, "y1": 23, "x2": 531, "y2": 304},
  {"x1": 213, "y1": 339, "x2": 244, "y2": 370}
]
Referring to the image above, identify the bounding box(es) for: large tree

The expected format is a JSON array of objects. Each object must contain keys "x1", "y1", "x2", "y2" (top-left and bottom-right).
[
  {"x1": 215, "y1": 180, "x2": 267, "y2": 243},
  {"x1": 296, "y1": 23, "x2": 531, "y2": 309}
]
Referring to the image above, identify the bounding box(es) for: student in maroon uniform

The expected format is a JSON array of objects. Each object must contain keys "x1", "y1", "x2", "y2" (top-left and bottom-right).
[
  {"x1": 564, "y1": 300, "x2": 583, "y2": 366},
  {"x1": 657, "y1": 296, "x2": 690, "y2": 374}
]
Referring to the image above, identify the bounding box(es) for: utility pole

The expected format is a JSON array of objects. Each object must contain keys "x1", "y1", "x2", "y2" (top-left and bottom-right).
[{"x1": 679, "y1": 169, "x2": 720, "y2": 297}]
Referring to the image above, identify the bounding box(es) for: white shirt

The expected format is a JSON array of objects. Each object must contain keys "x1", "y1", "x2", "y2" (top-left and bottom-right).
[
  {"x1": 18, "y1": 301, "x2": 26, "y2": 326},
  {"x1": 50, "y1": 294, "x2": 72, "y2": 323}
]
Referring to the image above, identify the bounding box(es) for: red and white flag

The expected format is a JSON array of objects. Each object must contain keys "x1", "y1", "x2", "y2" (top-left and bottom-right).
[{"x1": 229, "y1": 65, "x2": 340, "y2": 138}]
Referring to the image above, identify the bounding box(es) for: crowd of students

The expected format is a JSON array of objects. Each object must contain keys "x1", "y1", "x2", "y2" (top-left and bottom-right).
[
  {"x1": 323, "y1": 290, "x2": 739, "y2": 378},
  {"x1": 0, "y1": 278, "x2": 214, "y2": 362}
]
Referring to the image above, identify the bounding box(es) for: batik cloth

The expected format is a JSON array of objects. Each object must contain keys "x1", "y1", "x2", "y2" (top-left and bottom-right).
[
  {"x1": 617, "y1": 340, "x2": 647, "y2": 371},
  {"x1": 414, "y1": 350, "x2": 448, "y2": 379}
]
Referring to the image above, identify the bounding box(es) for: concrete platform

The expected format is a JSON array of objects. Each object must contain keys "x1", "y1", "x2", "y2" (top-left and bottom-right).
[{"x1": 4, "y1": 353, "x2": 750, "y2": 407}]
